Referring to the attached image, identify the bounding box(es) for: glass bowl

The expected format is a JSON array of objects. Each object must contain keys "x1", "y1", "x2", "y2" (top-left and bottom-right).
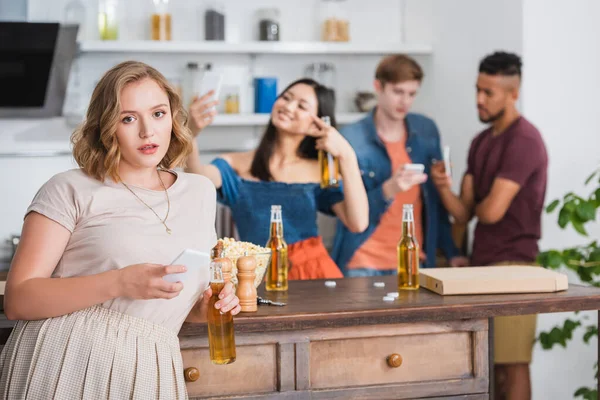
[{"x1": 225, "y1": 251, "x2": 271, "y2": 288}]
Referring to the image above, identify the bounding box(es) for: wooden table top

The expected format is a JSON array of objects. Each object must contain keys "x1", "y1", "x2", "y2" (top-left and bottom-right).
[
  {"x1": 1, "y1": 276, "x2": 599, "y2": 338},
  {"x1": 179, "y1": 276, "x2": 600, "y2": 336}
]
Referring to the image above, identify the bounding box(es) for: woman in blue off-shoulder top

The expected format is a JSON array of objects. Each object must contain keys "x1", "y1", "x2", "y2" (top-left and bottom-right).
[{"x1": 185, "y1": 79, "x2": 368, "y2": 279}]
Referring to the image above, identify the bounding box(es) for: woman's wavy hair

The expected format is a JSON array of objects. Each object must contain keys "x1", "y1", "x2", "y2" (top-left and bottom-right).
[{"x1": 71, "y1": 60, "x2": 192, "y2": 182}]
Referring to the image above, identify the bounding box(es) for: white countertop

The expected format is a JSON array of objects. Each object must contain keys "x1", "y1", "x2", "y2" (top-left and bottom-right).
[{"x1": 0, "y1": 117, "x2": 77, "y2": 156}]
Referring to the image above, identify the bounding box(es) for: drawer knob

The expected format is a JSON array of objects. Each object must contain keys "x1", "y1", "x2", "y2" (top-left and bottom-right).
[
  {"x1": 184, "y1": 367, "x2": 200, "y2": 382},
  {"x1": 387, "y1": 353, "x2": 403, "y2": 368}
]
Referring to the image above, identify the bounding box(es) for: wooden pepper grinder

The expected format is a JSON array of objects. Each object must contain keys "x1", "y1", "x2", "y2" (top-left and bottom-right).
[{"x1": 236, "y1": 253, "x2": 257, "y2": 312}]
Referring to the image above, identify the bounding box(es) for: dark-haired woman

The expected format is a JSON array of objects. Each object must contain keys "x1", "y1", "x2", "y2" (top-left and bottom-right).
[{"x1": 185, "y1": 79, "x2": 368, "y2": 279}]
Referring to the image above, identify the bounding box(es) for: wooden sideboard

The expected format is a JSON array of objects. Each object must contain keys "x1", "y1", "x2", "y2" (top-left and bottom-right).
[{"x1": 175, "y1": 277, "x2": 600, "y2": 399}]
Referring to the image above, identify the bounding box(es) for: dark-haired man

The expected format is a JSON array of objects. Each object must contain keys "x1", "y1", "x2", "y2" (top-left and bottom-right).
[{"x1": 431, "y1": 51, "x2": 548, "y2": 400}]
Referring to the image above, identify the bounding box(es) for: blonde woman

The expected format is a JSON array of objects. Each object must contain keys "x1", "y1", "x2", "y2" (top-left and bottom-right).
[{"x1": 0, "y1": 61, "x2": 240, "y2": 399}]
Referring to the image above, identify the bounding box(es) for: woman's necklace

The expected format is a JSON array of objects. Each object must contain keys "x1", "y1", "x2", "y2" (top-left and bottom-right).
[{"x1": 122, "y1": 170, "x2": 172, "y2": 234}]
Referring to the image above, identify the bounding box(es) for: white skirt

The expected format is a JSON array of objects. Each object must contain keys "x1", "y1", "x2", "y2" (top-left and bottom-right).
[{"x1": 0, "y1": 305, "x2": 187, "y2": 399}]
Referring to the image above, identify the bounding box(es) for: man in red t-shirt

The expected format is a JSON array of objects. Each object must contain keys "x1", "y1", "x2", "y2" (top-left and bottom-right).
[{"x1": 431, "y1": 52, "x2": 548, "y2": 400}]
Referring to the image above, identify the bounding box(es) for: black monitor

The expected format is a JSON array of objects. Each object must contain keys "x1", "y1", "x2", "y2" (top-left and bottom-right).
[{"x1": 0, "y1": 22, "x2": 78, "y2": 118}]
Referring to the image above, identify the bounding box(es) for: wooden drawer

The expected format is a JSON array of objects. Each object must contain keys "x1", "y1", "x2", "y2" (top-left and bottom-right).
[
  {"x1": 310, "y1": 331, "x2": 474, "y2": 389},
  {"x1": 182, "y1": 344, "x2": 277, "y2": 398}
]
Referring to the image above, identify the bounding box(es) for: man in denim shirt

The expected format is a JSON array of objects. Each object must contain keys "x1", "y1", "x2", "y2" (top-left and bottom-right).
[{"x1": 331, "y1": 55, "x2": 467, "y2": 276}]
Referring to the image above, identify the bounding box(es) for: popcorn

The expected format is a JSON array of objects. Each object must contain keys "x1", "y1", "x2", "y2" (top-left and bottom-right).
[
  {"x1": 217, "y1": 237, "x2": 270, "y2": 258},
  {"x1": 215, "y1": 238, "x2": 271, "y2": 288}
]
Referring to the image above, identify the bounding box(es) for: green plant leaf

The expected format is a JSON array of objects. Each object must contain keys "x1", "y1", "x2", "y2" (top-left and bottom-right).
[
  {"x1": 586, "y1": 171, "x2": 599, "y2": 185},
  {"x1": 559, "y1": 208, "x2": 572, "y2": 228},
  {"x1": 538, "y1": 250, "x2": 563, "y2": 269},
  {"x1": 574, "y1": 387, "x2": 597, "y2": 400},
  {"x1": 578, "y1": 266, "x2": 594, "y2": 282},
  {"x1": 538, "y1": 319, "x2": 581, "y2": 349},
  {"x1": 565, "y1": 201, "x2": 577, "y2": 212},
  {"x1": 564, "y1": 319, "x2": 579, "y2": 333},
  {"x1": 549, "y1": 251, "x2": 564, "y2": 269},
  {"x1": 584, "y1": 325, "x2": 598, "y2": 344},
  {"x1": 576, "y1": 201, "x2": 598, "y2": 222},
  {"x1": 546, "y1": 199, "x2": 560, "y2": 213},
  {"x1": 563, "y1": 248, "x2": 584, "y2": 262},
  {"x1": 572, "y1": 219, "x2": 589, "y2": 236},
  {"x1": 590, "y1": 248, "x2": 600, "y2": 263},
  {"x1": 596, "y1": 188, "x2": 600, "y2": 207},
  {"x1": 564, "y1": 192, "x2": 578, "y2": 201}
]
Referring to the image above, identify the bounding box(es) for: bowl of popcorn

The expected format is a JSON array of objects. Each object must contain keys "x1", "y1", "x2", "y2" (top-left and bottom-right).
[{"x1": 216, "y1": 238, "x2": 271, "y2": 288}]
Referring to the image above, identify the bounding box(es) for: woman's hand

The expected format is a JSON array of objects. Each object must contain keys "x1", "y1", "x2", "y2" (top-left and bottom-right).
[
  {"x1": 188, "y1": 91, "x2": 218, "y2": 137},
  {"x1": 308, "y1": 115, "x2": 354, "y2": 161},
  {"x1": 118, "y1": 264, "x2": 186, "y2": 300},
  {"x1": 199, "y1": 281, "x2": 241, "y2": 316}
]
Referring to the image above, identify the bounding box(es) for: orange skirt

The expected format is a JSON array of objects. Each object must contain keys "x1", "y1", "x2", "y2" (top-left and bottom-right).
[{"x1": 287, "y1": 237, "x2": 343, "y2": 280}]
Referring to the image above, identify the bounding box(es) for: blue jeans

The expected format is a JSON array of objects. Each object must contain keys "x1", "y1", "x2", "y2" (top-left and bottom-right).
[{"x1": 346, "y1": 268, "x2": 396, "y2": 277}]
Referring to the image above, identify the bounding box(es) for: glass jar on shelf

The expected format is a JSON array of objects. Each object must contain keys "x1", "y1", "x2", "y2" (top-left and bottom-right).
[
  {"x1": 205, "y1": 1, "x2": 226, "y2": 41},
  {"x1": 98, "y1": 0, "x2": 119, "y2": 40},
  {"x1": 304, "y1": 62, "x2": 336, "y2": 89},
  {"x1": 223, "y1": 85, "x2": 240, "y2": 114},
  {"x1": 257, "y1": 8, "x2": 280, "y2": 41},
  {"x1": 151, "y1": 0, "x2": 171, "y2": 41},
  {"x1": 182, "y1": 62, "x2": 212, "y2": 108},
  {"x1": 318, "y1": 0, "x2": 350, "y2": 42},
  {"x1": 63, "y1": 0, "x2": 86, "y2": 41},
  {"x1": 63, "y1": 57, "x2": 84, "y2": 126},
  {"x1": 182, "y1": 62, "x2": 200, "y2": 108}
]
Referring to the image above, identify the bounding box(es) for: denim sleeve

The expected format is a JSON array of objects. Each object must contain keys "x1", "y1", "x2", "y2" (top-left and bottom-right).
[
  {"x1": 429, "y1": 119, "x2": 460, "y2": 259},
  {"x1": 367, "y1": 183, "x2": 393, "y2": 225}
]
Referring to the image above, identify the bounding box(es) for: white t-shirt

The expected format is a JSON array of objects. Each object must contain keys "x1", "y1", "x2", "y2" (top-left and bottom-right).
[{"x1": 26, "y1": 168, "x2": 217, "y2": 332}]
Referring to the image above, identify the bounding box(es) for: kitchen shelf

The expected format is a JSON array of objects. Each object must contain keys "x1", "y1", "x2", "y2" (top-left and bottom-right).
[
  {"x1": 78, "y1": 40, "x2": 432, "y2": 56},
  {"x1": 212, "y1": 112, "x2": 366, "y2": 126}
]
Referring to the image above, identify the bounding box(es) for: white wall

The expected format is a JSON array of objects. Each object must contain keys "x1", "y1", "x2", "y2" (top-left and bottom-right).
[
  {"x1": 0, "y1": 0, "x2": 26, "y2": 21},
  {"x1": 522, "y1": 0, "x2": 600, "y2": 398}
]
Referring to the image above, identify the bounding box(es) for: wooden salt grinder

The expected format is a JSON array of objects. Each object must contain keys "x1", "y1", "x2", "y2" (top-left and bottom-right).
[{"x1": 236, "y1": 253, "x2": 257, "y2": 312}]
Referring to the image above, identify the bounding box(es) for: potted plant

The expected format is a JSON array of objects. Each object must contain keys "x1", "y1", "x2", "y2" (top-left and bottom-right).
[{"x1": 537, "y1": 165, "x2": 600, "y2": 400}]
